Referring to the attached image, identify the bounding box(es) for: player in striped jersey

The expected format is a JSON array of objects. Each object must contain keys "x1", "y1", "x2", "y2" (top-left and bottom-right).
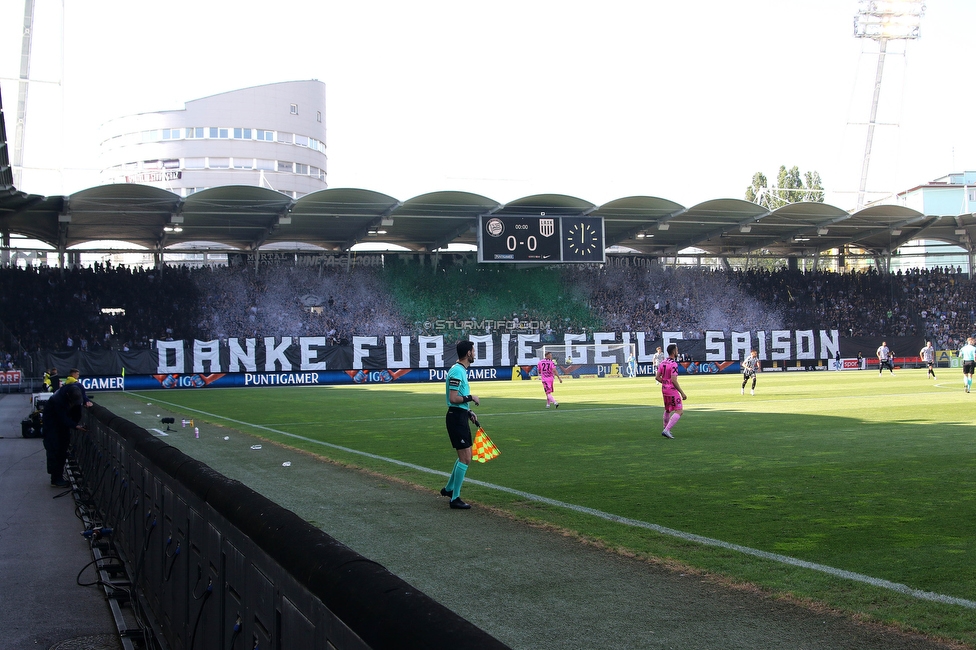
[
  {"x1": 651, "y1": 347, "x2": 666, "y2": 374},
  {"x1": 537, "y1": 351, "x2": 563, "y2": 408},
  {"x1": 877, "y1": 341, "x2": 894, "y2": 375},
  {"x1": 740, "y1": 349, "x2": 760, "y2": 395},
  {"x1": 919, "y1": 341, "x2": 937, "y2": 380}
]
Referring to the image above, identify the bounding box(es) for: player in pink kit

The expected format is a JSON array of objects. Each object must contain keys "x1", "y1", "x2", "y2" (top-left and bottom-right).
[
  {"x1": 537, "y1": 351, "x2": 563, "y2": 408},
  {"x1": 655, "y1": 343, "x2": 687, "y2": 439}
]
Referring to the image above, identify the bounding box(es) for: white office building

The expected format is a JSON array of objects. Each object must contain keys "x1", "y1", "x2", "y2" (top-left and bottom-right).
[
  {"x1": 891, "y1": 171, "x2": 976, "y2": 272},
  {"x1": 98, "y1": 80, "x2": 327, "y2": 198}
]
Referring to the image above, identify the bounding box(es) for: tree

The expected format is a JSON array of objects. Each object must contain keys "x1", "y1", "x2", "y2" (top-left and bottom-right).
[
  {"x1": 745, "y1": 166, "x2": 824, "y2": 208},
  {"x1": 744, "y1": 172, "x2": 770, "y2": 208}
]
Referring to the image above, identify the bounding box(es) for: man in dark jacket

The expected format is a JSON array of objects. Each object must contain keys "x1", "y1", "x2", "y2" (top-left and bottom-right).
[{"x1": 42, "y1": 383, "x2": 86, "y2": 487}]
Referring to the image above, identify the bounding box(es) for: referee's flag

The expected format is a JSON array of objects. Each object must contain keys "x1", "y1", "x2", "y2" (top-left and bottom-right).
[{"x1": 471, "y1": 427, "x2": 500, "y2": 463}]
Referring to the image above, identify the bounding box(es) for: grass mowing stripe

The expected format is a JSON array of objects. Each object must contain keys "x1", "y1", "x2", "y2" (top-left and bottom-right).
[{"x1": 136, "y1": 392, "x2": 976, "y2": 611}]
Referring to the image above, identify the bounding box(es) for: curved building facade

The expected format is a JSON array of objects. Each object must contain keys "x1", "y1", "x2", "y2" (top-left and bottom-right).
[{"x1": 98, "y1": 80, "x2": 327, "y2": 198}]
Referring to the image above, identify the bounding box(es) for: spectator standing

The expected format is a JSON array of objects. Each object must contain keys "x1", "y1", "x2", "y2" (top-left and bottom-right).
[
  {"x1": 42, "y1": 383, "x2": 86, "y2": 487},
  {"x1": 63, "y1": 368, "x2": 93, "y2": 407}
]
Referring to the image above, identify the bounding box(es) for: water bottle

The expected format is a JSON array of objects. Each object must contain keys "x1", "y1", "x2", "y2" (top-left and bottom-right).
[{"x1": 194, "y1": 427, "x2": 199, "y2": 439}]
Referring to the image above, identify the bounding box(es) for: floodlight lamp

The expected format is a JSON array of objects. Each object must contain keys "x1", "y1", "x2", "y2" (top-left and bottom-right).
[
  {"x1": 657, "y1": 223, "x2": 670, "y2": 231},
  {"x1": 381, "y1": 217, "x2": 395, "y2": 226},
  {"x1": 955, "y1": 229, "x2": 966, "y2": 235},
  {"x1": 164, "y1": 226, "x2": 174, "y2": 232},
  {"x1": 636, "y1": 232, "x2": 646, "y2": 239},
  {"x1": 817, "y1": 228, "x2": 830, "y2": 235},
  {"x1": 739, "y1": 225, "x2": 752, "y2": 233},
  {"x1": 891, "y1": 229, "x2": 902, "y2": 236},
  {"x1": 854, "y1": 0, "x2": 925, "y2": 40}
]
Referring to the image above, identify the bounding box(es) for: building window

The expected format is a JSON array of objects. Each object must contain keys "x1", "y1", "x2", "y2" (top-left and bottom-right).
[
  {"x1": 277, "y1": 161, "x2": 294, "y2": 173},
  {"x1": 233, "y1": 127, "x2": 254, "y2": 139},
  {"x1": 256, "y1": 130, "x2": 274, "y2": 141},
  {"x1": 277, "y1": 132, "x2": 293, "y2": 144},
  {"x1": 295, "y1": 135, "x2": 309, "y2": 147},
  {"x1": 209, "y1": 157, "x2": 230, "y2": 169},
  {"x1": 256, "y1": 159, "x2": 275, "y2": 171},
  {"x1": 233, "y1": 158, "x2": 253, "y2": 169},
  {"x1": 969, "y1": 189, "x2": 976, "y2": 202},
  {"x1": 290, "y1": 103, "x2": 299, "y2": 115},
  {"x1": 209, "y1": 127, "x2": 218, "y2": 138},
  {"x1": 144, "y1": 160, "x2": 161, "y2": 170},
  {"x1": 141, "y1": 130, "x2": 159, "y2": 142},
  {"x1": 295, "y1": 163, "x2": 308, "y2": 175},
  {"x1": 316, "y1": 111, "x2": 322, "y2": 122},
  {"x1": 218, "y1": 128, "x2": 229, "y2": 138},
  {"x1": 185, "y1": 158, "x2": 205, "y2": 169},
  {"x1": 162, "y1": 159, "x2": 180, "y2": 169},
  {"x1": 161, "y1": 128, "x2": 182, "y2": 140}
]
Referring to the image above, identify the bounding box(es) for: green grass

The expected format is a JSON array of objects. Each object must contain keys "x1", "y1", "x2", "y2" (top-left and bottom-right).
[{"x1": 100, "y1": 369, "x2": 976, "y2": 646}]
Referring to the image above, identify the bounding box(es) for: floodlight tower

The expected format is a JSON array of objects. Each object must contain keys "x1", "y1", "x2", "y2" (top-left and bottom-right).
[
  {"x1": 12, "y1": 0, "x2": 37, "y2": 189},
  {"x1": 852, "y1": 0, "x2": 925, "y2": 210}
]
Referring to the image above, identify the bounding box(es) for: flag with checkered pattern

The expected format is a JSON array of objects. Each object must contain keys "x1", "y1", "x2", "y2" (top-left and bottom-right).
[{"x1": 471, "y1": 427, "x2": 500, "y2": 463}]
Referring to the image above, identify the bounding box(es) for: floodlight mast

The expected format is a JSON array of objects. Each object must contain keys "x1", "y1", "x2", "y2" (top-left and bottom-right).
[
  {"x1": 852, "y1": 0, "x2": 925, "y2": 211},
  {"x1": 12, "y1": 0, "x2": 36, "y2": 189}
]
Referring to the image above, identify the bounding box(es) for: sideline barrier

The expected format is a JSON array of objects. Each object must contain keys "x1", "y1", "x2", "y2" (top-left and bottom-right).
[{"x1": 73, "y1": 404, "x2": 510, "y2": 650}]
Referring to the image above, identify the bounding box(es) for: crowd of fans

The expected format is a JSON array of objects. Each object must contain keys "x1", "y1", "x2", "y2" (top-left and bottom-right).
[
  {"x1": 0, "y1": 263, "x2": 199, "y2": 354},
  {"x1": 193, "y1": 264, "x2": 411, "y2": 344},
  {"x1": 1, "y1": 261, "x2": 973, "y2": 369}
]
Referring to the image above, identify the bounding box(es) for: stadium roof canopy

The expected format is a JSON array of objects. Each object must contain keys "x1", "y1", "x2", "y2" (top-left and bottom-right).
[{"x1": 3, "y1": 184, "x2": 976, "y2": 260}]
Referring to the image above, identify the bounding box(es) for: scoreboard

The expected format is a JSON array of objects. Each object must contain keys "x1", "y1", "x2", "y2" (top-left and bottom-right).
[{"x1": 478, "y1": 215, "x2": 605, "y2": 263}]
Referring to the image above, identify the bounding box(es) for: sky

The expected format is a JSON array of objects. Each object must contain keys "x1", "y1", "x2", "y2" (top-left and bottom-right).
[{"x1": 1, "y1": 0, "x2": 974, "y2": 211}]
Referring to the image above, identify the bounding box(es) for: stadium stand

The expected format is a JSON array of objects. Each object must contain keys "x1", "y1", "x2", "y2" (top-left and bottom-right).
[{"x1": 1, "y1": 262, "x2": 973, "y2": 372}]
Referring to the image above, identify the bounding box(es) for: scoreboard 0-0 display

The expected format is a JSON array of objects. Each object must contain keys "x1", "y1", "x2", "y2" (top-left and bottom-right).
[{"x1": 478, "y1": 215, "x2": 605, "y2": 263}]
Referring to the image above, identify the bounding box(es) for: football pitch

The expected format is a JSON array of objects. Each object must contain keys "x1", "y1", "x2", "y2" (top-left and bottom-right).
[{"x1": 104, "y1": 368, "x2": 976, "y2": 645}]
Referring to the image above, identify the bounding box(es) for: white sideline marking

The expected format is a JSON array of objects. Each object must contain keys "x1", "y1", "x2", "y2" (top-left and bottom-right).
[{"x1": 139, "y1": 396, "x2": 976, "y2": 610}]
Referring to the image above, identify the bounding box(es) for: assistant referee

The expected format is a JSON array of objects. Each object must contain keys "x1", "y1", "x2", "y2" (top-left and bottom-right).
[{"x1": 441, "y1": 340, "x2": 480, "y2": 510}]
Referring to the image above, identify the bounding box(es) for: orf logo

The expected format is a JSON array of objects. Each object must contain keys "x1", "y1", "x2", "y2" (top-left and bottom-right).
[{"x1": 539, "y1": 218, "x2": 555, "y2": 237}]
